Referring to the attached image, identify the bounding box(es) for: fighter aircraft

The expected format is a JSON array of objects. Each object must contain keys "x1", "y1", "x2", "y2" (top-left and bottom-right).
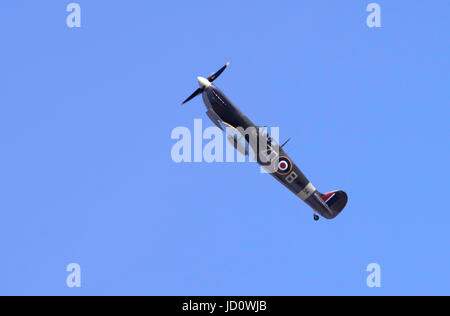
[{"x1": 182, "y1": 63, "x2": 348, "y2": 221}]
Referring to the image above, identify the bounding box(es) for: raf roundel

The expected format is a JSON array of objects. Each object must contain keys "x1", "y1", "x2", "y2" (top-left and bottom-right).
[
  {"x1": 274, "y1": 156, "x2": 293, "y2": 175},
  {"x1": 279, "y1": 161, "x2": 288, "y2": 171}
]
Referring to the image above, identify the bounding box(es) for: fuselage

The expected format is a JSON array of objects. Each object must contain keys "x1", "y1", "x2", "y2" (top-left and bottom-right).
[{"x1": 199, "y1": 82, "x2": 342, "y2": 219}]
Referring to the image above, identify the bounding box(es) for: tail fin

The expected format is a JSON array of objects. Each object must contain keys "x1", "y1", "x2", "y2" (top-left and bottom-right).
[{"x1": 318, "y1": 190, "x2": 348, "y2": 219}]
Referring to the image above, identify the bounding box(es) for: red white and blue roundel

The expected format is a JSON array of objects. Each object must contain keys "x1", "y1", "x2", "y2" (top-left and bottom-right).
[{"x1": 274, "y1": 156, "x2": 293, "y2": 175}]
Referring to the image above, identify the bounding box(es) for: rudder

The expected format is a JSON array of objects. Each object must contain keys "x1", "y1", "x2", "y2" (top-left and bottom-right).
[{"x1": 320, "y1": 190, "x2": 348, "y2": 219}]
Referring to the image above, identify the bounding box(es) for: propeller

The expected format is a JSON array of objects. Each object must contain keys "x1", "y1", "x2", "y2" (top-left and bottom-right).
[{"x1": 181, "y1": 62, "x2": 230, "y2": 105}]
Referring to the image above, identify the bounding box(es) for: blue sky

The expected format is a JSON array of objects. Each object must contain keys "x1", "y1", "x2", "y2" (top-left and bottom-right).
[{"x1": 1, "y1": 1, "x2": 449, "y2": 295}]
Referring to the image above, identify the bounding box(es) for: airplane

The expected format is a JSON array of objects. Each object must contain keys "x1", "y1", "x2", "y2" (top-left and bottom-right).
[{"x1": 182, "y1": 63, "x2": 348, "y2": 221}]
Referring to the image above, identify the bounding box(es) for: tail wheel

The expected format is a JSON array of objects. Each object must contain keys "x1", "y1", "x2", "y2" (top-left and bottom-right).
[{"x1": 314, "y1": 214, "x2": 320, "y2": 221}]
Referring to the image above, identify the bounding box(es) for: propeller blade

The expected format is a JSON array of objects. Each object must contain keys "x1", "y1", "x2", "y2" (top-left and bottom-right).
[
  {"x1": 181, "y1": 88, "x2": 202, "y2": 105},
  {"x1": 207, "y1": 62, "x2": 230, "y2": 82}
]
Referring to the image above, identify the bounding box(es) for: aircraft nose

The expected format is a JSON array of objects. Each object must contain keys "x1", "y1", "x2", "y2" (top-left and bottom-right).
[{"x1": 197, "y1": 77, "x2": 212, "y2": 89}]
